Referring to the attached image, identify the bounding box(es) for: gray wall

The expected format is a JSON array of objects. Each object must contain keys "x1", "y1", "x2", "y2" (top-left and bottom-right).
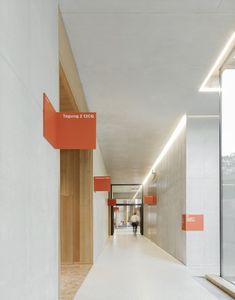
[
  {"x1": 144, "y1": 116, "x2": 220, "y2": 275},
  {"x1": 186, "y1": 116, "x2": 220, "y2": 275},
  {"x1": 144, "y1": 124, "x2": 187, "y2": 263},
  {"x1": 0, "y1": 1, "x2": 59, "y2": 299}
]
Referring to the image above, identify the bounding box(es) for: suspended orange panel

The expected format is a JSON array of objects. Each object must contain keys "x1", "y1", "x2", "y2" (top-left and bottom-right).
[
  {"x1": 144, "y1": 196, "x2": 157, "y2": 205},
  {"x1": 94, "y1": 176, "x2": 111, "y2": 192},
  {"x1": 108, "y1": 199, "x2": 117, "y2": 206},
  {"x1": 182, "y1": 214, "x2": 204, "y2": 231},
  {"x1": 43, "y1": 93, "x2": 96, "y2": 149}
]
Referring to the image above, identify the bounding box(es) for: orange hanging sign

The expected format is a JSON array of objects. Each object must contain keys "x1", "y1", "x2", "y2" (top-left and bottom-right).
[
  {"x1": 43, "y1": 93, "x2": 96, "y2": 149},
  {"x1": 94, "y1": 176, "x2": 111, "y2": 192},
  {"x1": 182, "y1": 214, "x2": 204, "y2": 231},
  {"x1": 144, "y1": 196, "x2": 157, "y2": 205},
  {"x1": 108, "y1": 199, "x2": 117, "y2": 206}
]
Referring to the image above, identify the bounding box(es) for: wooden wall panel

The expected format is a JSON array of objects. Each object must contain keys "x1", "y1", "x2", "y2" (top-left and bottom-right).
[
  {"x1": 60, "y1": 195, "x2": 73, "y2": 263},
  {"x1": 79, "y1": 150, "x2": 93, "y2": 263},
  {"x1": 60, "y1": 150, "x2": 80, "y2": 264},
  {"x1": 60, "y1": 150, "x2": 74, "y2": 263},
  {"x1": 59, "y1": 11, "x2": 94, "y2": 265},
  {"x1": 73, "y1": 152, "x2": 80, "y2": 263},
  {"x1": 60, "y1": 65, "x2": 78, "y2": 112}
]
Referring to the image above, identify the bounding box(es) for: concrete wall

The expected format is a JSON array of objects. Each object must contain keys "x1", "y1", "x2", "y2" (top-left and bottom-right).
[
  {"x1": 0, "y1": 1, "x2": 59, "y2": 299},
  {"x1": 144, "y1": 116, "x2": 220, "y2": 275},
  {"x1": 144, "y1": 123, "x2": 187, "y2": 264},
  {"x1": 186, "y1": 116, "x2": 220, "y2": 275},
  {"x1": 93, "y1": 145, "x2": 109, "y2": 262}
]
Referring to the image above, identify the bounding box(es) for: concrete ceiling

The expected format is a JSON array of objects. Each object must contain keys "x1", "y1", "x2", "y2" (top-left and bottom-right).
[{"x1": 59, "y1": 0, "x2": 235, "y2": 184}]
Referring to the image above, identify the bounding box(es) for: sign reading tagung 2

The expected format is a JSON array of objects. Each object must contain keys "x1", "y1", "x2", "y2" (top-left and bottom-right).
[{"x1": 43, "y1": 93, "x2": 96, "y2": 149}]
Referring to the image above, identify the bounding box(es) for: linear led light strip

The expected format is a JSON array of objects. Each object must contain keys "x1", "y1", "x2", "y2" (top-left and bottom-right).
[
  {"x1": 132, "y1": 115, "x2": 187, "y2": 200},
  {"x1": 199, "y1": 32, "x2": 235, "y2": 92}
]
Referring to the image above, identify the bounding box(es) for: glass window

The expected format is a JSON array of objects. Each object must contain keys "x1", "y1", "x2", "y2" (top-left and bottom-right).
[{"x1": 221, "y1": 67, "x2": 235, "y2": 284}]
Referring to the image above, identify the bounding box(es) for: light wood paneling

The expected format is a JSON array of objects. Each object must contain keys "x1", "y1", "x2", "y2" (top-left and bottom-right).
[
  {"x1": 60, "y1": 65, "x2": 78, "y2": 112},
  {"x1": 60, "y1": 195, "x2": 73, "y2": 262},
  {"x1": 60, "y1": 149, "x2": 93, "y2": 264},
  {"x1": 73, "y1": 152, "x2": 80, "y2": 263},
  {"x1": 79, "y1": 150, "x2": 93, "y2": 263},
  {"x1": 59, "y1": 11, "x2": 94, "y2": 265},
  {"x1": 60, "y1": 150, "x2": 80, "y2": 263}
]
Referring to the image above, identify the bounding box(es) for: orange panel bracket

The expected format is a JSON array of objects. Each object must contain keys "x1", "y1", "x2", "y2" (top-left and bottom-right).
[
  {"x1": 94, "y1": 176, "x2": 111, "y2": 192},
  {"x1": 182, "y1": 214, "x2": 204, "y2": 231},
  {"x1": 43, "y1": 93, "x2": 96, "y2": 149}
]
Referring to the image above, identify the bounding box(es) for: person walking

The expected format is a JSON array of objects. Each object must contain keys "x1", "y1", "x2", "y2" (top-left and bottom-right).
[{"x1": 131, "y1": 212, "x2": 140, "y2": 234}]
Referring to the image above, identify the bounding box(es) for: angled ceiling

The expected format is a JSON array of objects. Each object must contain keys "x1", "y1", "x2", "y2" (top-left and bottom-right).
[{"x1": 59, "y1": 0, "x2": 235, "y2": 183}]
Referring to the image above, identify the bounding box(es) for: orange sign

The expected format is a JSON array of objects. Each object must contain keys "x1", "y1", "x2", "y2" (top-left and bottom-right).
[
  {"x1": 144, "y1": 196, "x2": 157, "y2": 205},
  {"x1": 108, "y1": 199, "x2": 117, "y2": 206},
  {"x1": 94, "y1": 176, "x2": 111, "y2": 192},
  {"x1": 43, "y1": 93, "x2": 96, "y2": 149},
  {"x1": 182, "y1": 214, "x2": 204, "y2": 231}
]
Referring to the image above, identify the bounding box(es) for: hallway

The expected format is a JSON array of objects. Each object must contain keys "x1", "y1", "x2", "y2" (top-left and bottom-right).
[
  {"x1": 2, "y1": 1, "x2": 235, "y2": 299},
  {"x1": 74, "y1": 232, "x2": 222, "y2": 300}
]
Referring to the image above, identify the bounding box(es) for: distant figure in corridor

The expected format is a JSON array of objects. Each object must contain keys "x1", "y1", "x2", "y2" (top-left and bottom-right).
[{"x1": 131, "y1": 212, "x2": 140, "y2": 234}]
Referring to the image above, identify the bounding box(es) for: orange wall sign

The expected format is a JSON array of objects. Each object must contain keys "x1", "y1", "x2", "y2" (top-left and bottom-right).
[
  {"x1": 43, "y1": 93, "x2": 96, "y2": 149},
  {"x1": 94, "y1": 176, "x2": 111, "y2": 192},
  {"x1": 144, "y1": 196, "x2": 157, "y2": 205},
  {"x1": 182, "y1": 214, "x2": 204, "y2": 231},
  {"x1": 108, "y1": 199, "x2": 117, "y2": 206}
]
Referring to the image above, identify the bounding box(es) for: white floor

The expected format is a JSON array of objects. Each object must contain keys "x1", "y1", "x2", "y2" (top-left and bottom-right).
[{"x1": 74, "y1": 230, "x2": 223, "y2": 300}]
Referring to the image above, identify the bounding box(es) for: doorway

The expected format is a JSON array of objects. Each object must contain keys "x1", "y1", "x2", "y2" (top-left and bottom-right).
[{"x1": 110, "y1": 184, "x2": 143, "y2": 235}]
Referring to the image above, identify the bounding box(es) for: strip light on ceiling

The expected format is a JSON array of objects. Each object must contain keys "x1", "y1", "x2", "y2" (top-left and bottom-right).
[
  {"x1": 132, "y1": 115, "x2": 186, "y2": 200},
  {"x1": 199, "y1": 32, "x2": 235, "y2": 92},
  {"x1": 132, "y1": 186, "x2": 142, "y2": 201}
]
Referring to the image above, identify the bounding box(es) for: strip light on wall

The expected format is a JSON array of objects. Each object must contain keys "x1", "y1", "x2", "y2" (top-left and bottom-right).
[
  {"x1": 132, "y1": 115, "x2": 186, "y2": 200},
  {"x1": 199, "y1": 32, "x2": 235, "y2": 92}
]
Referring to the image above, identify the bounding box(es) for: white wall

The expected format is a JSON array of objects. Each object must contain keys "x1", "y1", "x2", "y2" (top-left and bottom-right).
[
  {"x1": 186, "y1": 116, "x2": 220, "y2": 275},
  {"x1": 93, "y1": 145, "x2": 109, "y2": 262},
  {"x1": 144, "y1": 116, "x2": 220, "y2": 275},
  {"x1": 0, "y1": 1, "x2": 59, "y2": 299}
]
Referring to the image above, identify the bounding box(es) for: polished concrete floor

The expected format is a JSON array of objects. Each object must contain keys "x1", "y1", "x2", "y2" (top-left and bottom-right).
[
  {"x1": 60, "y1": 264, "x2": 91, "y2": 300},
  {"x1": 74, "y1": 228, "x2": 230, "y2": 300}
]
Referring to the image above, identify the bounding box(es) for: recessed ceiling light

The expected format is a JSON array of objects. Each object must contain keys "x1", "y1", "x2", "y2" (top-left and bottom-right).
[
  {"x1": 132, "y1": 115, "x2": 186, "y2": 200},
  {"x1": 199, "y1": 32, "x2": 235, "y2": 92}
]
